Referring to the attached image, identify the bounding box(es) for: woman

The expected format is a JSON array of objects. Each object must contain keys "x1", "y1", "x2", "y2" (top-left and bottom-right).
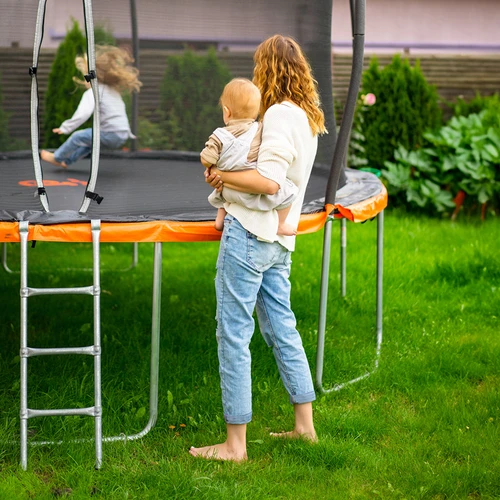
[{"x1": 190, "y1": 34, "x2": 327, "y2": 462}]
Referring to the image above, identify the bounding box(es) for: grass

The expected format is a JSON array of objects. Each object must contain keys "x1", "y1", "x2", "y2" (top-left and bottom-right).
[{"x1": 0, "y1": 210, "x2": 499, "y2": 499}]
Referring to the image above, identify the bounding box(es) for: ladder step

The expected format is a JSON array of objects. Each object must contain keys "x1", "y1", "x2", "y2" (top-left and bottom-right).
[
  {"x1": 27, "y1": 407, "x2": 97, "y2": 419},
  {"x1": 24, "y1": 346, "x2": 97, "y2": 357},
  {"x1": 25, "y1": 286, "x2": 96, "y2": 297}
]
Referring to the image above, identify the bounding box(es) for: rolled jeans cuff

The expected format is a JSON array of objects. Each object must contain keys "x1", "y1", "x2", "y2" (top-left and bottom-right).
[
  {"x1": 289, "y1": 391, "x2": 316, "y2": 405},
  {"x1": 224, "y1": 411, "x2": 252, "y2": 425}
]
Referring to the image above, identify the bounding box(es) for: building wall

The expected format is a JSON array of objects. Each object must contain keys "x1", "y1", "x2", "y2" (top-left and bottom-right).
[{"x1": 0, "y1": 0, "x2": 499, "y2": 54}]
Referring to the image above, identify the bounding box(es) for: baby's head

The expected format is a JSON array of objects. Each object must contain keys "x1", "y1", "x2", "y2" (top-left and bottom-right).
[{"x1": 220, "y1": 78, "x2": 261, "y2": 124}]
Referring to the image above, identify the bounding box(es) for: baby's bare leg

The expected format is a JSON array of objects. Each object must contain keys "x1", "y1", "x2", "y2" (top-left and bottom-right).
[
  {"x1": 215, "y1": 208, "x2": 226, "y2": 231},
  {"x1": 277, "y1": 206, "x2": 297, "y2": 236}
]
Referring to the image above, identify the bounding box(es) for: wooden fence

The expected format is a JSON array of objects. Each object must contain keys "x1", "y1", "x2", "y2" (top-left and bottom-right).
[{"x1": 1, "y1": 48, "x2": 500, "y2": 144}]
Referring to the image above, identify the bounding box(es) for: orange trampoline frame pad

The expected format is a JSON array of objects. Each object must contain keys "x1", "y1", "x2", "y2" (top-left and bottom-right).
[{"x1": 0, "y1": 186, "x2": 387, "y2": 244}]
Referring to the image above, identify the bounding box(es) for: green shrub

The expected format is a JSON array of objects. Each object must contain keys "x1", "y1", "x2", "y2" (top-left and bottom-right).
[
  {"x1": 158, "y1": 48, "x2": 232, "y2": 152},
  {"x1": 0, "y1": 76, "x2": 27, "y2": 151},
  {"x1": 0, "y1": 75, "x2": 9, "y2": 151},
  {"x1": 383, "y1": 110, "x2": 500, "y2": 216},
  {"x1": 452, "y1": 92, "x2": 500, "y2": 128},
  {"x1": 359, "y1": 55, "x2": 442, "y2": 170},
  {"x1": 136, "y1": 116, "x2": 174, "y2": 151}
]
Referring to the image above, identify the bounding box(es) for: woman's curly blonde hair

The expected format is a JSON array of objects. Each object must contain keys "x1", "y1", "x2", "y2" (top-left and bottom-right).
[
  {"x1": 252, "y1": 35, "x2": 326, "y2": 136},
  {"x1": 74, "y1": 45, "x2": 142, "y2": 93}
]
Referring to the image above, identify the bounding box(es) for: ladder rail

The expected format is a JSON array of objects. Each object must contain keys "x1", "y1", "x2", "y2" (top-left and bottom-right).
[{"x1": 18, "y1": 220, "x2": 103, "y2": 470}]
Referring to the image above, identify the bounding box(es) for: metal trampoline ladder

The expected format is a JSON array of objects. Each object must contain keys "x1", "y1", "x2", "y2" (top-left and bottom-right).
[{"x1": 18, "y1": 220, "x2": 103, "y2": 470}]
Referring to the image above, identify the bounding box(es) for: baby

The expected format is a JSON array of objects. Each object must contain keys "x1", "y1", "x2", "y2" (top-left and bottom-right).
[{"x1": 200, "y1": 78, "x2": 298, "y2": 235}]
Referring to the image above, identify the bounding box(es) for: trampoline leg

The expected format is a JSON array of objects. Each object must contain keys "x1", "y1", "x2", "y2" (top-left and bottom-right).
[
  {"x1": 340, "y1": 218, "x2": 347, "y2": 297},
  {"x1": 375, "y1": 210, "x2": 384, "y2": 367},
  {"x1": 91, "y1": 220, "x2": 103, "y2": 470},
  {"x1": 2, "y1": 243, "x2": 18, "y2": 274},
  {"x1": 19, "y1": 222, "x2": 29, "y2": 470},
  {"x1": 315, "y1": 211, "x2": 384, "y2": 395},
  {"x1": 103, "y1": 241, "x2": 161, "y2": 443},
  {"x1": 315, "y1": 216, "x2": 334, "y2": 392},
  {"x1": 18, "y1": 221, "x2": 104, "y2": 470}
]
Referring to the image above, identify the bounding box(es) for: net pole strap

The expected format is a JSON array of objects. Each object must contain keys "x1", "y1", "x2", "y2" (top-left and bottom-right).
[
  {"x1": 30, "y1": 0, "x2": 50, "y2": 212},
  {"x1": 79, "y1": 0, "x2": 101, "y2": 213},
  {"x1": 324, "y1": 0, "x2": 366, "y2": 209}
]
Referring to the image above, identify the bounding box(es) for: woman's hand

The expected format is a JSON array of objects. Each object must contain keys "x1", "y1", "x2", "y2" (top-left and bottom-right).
[
  {"x1": 205, "y1": 167, "x2": 223, "y2": 192},
  {"x1": 52, "y1": 128, "x2": 63, "y2": 135}
]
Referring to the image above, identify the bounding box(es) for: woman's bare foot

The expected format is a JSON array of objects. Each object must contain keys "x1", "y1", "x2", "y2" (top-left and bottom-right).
[
  {"x1": 189, "y1": 443, "x2": 248, "y2": 462},
  {"x1": 269, "y1": 429, "x2": 318, "y2": 442},
  {"x1": 40, "y1": 150, "x2": 67, "y2": 168},
  {"x1": 277, "y1": 222, "x2": 297, "y2": 236}
]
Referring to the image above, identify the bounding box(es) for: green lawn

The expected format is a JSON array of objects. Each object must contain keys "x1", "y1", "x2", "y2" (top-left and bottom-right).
[{"x1": 0, "y1": 211, "x2": 499, "y2": 499}]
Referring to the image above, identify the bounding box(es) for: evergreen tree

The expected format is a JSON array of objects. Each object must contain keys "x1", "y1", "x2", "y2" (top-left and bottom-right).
[
  {"x1": 360, "y1": 54, "x2": 442, "y2": 169},
  {"x1": 43, "y1": 20, "x2": 87, "y2": 149},
  {"x1": 0, "y1": 75, "x2": 10, "y2": 151}
]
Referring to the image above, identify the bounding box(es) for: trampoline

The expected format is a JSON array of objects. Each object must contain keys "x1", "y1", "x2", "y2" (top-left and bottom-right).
[{"x1": 0, "y1": 0, "x2": 388, "y2": 470}]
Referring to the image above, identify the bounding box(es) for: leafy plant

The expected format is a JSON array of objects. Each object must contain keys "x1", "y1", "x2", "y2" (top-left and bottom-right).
[
  {"x1": 383, "y1": 110, "x2": 500, "y2": 216},
  {"x1": 359, "y1": 55, "x2": 442, "y2": 170},
  {"x1": 158, "y1": 48, "x2": 232, "y2": 152}
]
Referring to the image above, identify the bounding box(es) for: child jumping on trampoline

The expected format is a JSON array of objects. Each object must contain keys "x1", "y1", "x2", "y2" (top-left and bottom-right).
[
  {"x1": 40, "y1": 45, "x2": 142, "y2": 168},
  {"x1": 200, "y1": 78, "x2": 298, "y2": 236}
]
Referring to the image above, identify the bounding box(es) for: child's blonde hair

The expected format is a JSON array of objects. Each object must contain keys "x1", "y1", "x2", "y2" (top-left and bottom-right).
[
  {"x1": 74, "y1": 45, "x2": 142, "y2": 93},
  {"x1": 219, "y1": 78, "x2": 261, "y2": 120},
  {"x1": 253, "y1": 35, "x2": 326, "y2": 136}
]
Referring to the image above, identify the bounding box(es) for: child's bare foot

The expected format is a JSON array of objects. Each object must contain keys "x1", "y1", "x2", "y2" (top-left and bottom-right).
[
  {"x1": 269, "y1": 429, "x2": 318, "y2": 442},
  {"x1": 214, "y1": 208, "x2": 226, "y2": 231},
  {"x1": 40, "y1": 150, "x2": 67, "y2": 168},
  {"x1": 189, "y1": 443, "x2": 248, "y2": 462},
  {"x1": 277, "y1": 223, "x2": 297, "y2": 236}
]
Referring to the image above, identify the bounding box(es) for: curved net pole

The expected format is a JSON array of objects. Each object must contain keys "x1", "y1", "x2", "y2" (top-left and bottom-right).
[
  {"x1": 129, "y1": 0, "x2": 139, "y2": 152},
  {"x1": 79, "y1": 0, "x2": 102, "y2": 214},
  {"x1": 325, "y1": 0, "x2": 365, "y2": 208},
  {"x1": 316, "y1": 0, "x2": 368, "y2": 394},
  {"x1": 30, "y1": 0, "x2": 50, "y2": 212}
]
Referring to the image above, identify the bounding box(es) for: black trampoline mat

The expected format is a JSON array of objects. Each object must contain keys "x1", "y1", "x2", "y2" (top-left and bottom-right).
[{"x1": 0, "y1": 152, "x2": 382, "y2": 225}]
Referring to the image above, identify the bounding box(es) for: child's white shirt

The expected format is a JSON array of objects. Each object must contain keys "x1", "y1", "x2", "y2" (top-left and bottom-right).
[{"x1": 58, "y1": 84, "x2": 132, "y2": 140}]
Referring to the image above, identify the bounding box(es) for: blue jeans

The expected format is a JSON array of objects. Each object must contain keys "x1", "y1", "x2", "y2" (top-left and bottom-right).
[
  {"x1": 54, "y1": 128, "x2": 126, "y2": 166},
  {"x1": 216, "y1": 215, "x2": 316, "y2": 425}
]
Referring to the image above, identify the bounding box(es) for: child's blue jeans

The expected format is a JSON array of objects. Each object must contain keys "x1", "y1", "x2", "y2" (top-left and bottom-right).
[
  {"x1": 215, "y1": 214, "x2": 316, "y2": 425},
  {"x1": 54, "y1": 128, "x2": 126, "y2": 166}
]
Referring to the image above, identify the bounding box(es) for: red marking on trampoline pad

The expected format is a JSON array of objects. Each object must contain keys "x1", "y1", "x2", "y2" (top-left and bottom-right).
[{"x1": 18, "y1": 178, "x2": 87, "y2": 187}]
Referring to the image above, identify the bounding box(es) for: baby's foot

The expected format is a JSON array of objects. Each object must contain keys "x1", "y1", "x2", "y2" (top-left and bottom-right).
[
  {"x1": 214, "y1": 219, "x2": 224, "y2": 231},
  {"x1": 214, "y1": 209, "x2": 226, "y2": 231},
  {"x1": 40, "y1": 150, "x2": 67, "y2": 168},
  {"x1": 189, "y1": 443, "x2": 247, "y2": 462},
  {"x1": 277, "y1": 223, "x2": 297, "y2": 236}
]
